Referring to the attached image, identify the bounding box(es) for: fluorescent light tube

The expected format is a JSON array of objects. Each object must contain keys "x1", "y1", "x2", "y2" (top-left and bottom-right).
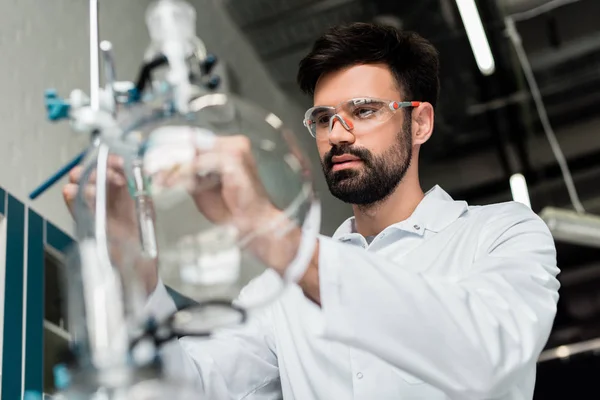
[
  {"x1": 455, "y1": 0, "x2": 496, "y2": 75},
  {"x1": 540, "y1": 207, "x2": 600, "y2": 248},
  {"x1": 510, "y1": 173, "x2": 531, "y2": 208}
]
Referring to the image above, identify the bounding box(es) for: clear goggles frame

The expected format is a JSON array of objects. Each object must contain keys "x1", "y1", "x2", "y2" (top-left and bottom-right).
[{"x1": 302, "y1": 97, "x2": 421, "y2": 138}]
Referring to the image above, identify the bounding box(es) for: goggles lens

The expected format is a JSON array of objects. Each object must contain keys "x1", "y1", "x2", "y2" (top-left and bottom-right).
[{"x1": 303, "y1": 98, "x2": 417, "y2": 138}]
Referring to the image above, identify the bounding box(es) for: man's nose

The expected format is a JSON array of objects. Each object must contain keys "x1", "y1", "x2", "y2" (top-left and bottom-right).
[{"x1": 328, "y1": 114, "x2": 355, "y2": 145}]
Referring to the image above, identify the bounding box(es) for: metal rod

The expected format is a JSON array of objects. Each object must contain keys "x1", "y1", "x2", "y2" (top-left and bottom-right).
[
  {"x1": 90, "y1": 0, "x2": 100, "y2": 111},
  {"x1": 100, "y1": 40, "x2": 117, "y2": 116},
  {"x1": 509, "y1": 0, "x2": 582, "y2": 22},
  {"x1": 505, "y1": 17, "x2": 585, "y2": 213},
  {"x1": 28, "y1": 150, "x2": 87, "y2": 200},
  {"x1": 538, "y1": 337, "x2": 600, "y2": 362},
  {"x1": 100, "y1": 41, "x2": 116, "y2": 86}
]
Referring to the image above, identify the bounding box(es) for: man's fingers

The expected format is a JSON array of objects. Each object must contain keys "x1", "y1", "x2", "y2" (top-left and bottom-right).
[
  {"x1": 193, "y1": 152, "x2": 224, "y2": 179},
  {"x1": 108, "y1": 154, "x2": 125, "y2": 173},
  {"x1": 63, "y1": 183, "x2": 95, "y2": 204},
  {"x1": 62, "y1": 183, "x2": 78, "y2": 209},
  {"x1": 214, "y1": 135, "x2": 252, "y2": 153},
  {"x1": 69, "y1": 166, "x2": 83, "y2": 184},
  {"x1": 63, "y1": 183, "x2": 99, "y2": 212},
  {"x1": 84, "y1": 185, "x2": 96, "y2": 206},
  {"x1": 69, "y1": 165, "x2": 126, "y2": 187},
  {"x1": 68, "y1": 154, "x2": 123, "y2": 185},
  {"x1": 107, "y1": 169, "x2": 126, "y2": 187}
]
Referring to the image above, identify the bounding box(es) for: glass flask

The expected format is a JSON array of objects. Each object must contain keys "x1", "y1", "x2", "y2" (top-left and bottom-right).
[{"x1": 72, "y1": 92, "x2": 320, "y2": 338}]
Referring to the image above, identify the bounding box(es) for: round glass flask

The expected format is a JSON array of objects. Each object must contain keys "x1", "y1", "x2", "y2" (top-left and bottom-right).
[{"x1": 73, "y1": 92, "x2": 320, "y2": 336}]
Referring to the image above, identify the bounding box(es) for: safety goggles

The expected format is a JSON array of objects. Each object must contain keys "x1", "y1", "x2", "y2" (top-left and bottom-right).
[{"x1": 303, "y1": 97, "x2": 421, "y2": 138}]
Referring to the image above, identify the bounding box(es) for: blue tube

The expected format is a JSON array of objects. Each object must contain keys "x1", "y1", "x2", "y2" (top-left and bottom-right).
[{"x1": 29, "y1": 150, "x2": 87, "y2": 200}]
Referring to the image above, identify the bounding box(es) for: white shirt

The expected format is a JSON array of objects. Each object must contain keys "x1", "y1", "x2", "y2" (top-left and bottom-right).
[{"x1": 146, "y1": 185, "x2": 560, "y2": 400}]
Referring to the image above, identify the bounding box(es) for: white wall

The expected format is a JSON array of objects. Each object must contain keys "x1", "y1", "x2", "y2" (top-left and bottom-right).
[
  {"x1": 0, "y1": 0, "x2": 351, "y2": 236},
  {"x1": 0, "y1": 0, "x2": 155, "y2": 234}
]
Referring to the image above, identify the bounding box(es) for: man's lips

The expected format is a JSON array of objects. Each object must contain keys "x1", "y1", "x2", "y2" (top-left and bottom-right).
[
  {"x1": 332, "y1": 154, "x2": 361, "y2": 164},
  {"x1": 331, "y1": 155, "x2": 363, "y2": 171}
]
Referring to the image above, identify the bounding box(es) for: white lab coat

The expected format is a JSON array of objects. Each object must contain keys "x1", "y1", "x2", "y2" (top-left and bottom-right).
[{"x1": 146, "y1": 186, "x2": 559, "y2": 400}]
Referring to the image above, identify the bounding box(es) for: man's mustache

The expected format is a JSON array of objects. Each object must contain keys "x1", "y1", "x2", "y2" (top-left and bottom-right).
[{"x1": 323, "y1": 145, "x2": 372, "y2": 170}]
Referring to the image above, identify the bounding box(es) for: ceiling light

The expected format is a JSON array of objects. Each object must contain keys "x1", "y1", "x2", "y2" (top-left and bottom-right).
[
  {"x1": 539, "y1": 207, "x2": 600, "y2": 248},
  {"x1": 455, "y1": 0, "x2": 496, "y2": 75},
  {"x1": 510, "y1": 173, "x2": 531, "y2": 208}
]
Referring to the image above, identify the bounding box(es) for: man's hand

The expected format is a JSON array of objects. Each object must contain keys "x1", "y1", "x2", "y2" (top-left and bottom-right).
[
  {"x1": 62, "y1": 136, "x2": 312, "y2": 291},
  {"x1": 63, "y1": 155, "x2": 134, "y2": 228},
  {"x1": 153, "y1": 135, "x2": 303, "y2": 276},
  {"x1": 63, "y1": 155, "x2": 159, "y2": 294},
  {"x1": 190, "y1": 136, "x2": 278, "y2": 236}
]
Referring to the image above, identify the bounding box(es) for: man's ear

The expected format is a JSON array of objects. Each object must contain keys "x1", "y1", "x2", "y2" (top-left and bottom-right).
[{"x1": 411, "y1": 102, "x2": 434, "y2": 145}]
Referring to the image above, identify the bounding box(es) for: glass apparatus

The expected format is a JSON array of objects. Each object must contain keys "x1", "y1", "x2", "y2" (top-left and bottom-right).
[
  {"x1": 59, "y1": 62, "x2": 320, "y2": 400},
  {"x1": 72, "y1": 93, "x2": 320, "y2": 342},
  {"x1": 32, "y1": 1, "x2": 320, "y2": 398}
]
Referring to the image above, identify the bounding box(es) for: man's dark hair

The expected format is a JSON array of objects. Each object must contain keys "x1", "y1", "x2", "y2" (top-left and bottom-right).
[{"x1": 297, "y1": 22, "x2": 440, "y2": 108}]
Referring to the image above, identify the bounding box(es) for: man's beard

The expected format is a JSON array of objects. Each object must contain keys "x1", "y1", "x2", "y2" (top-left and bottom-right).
[{"x1": 321, "y1": 119, "x2": 412, "y2": 205}]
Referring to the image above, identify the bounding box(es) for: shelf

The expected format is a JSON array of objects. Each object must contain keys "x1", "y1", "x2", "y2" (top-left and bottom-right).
[{"x1": 44, "y1": 320, "x2": 70, "y2": 341}]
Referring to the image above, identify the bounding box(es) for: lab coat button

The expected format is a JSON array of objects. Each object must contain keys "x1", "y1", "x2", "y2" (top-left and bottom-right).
[
  {"x1": 413, "y1": 224, "x2": 421, "y2": 230},
  {"x1": 356, "y1": 372, "x2": 363, "y2": 379}
]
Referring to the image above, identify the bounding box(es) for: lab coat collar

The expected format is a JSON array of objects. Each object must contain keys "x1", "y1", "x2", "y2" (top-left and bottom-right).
[{"x1": 332, "y1": 185, "x2": 468, "y2": 239}]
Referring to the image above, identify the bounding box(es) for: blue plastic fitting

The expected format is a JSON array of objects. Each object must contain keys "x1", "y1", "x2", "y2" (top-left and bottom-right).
[
  {"x1": 23, "y1": 391, "x2": 43, "y2": 400},
  {"x1": 202, "y1": 53, "x2": 218, "y2": 74},
  {"x1": 53, "y1": 363, "x2": 72, "y2": 390},
  {"x1": 206, "y1": 75, "x2": 221, "y2": 90},
  {"x1": 45, "y1": 88, "x2": 71, "y2": 121},
  {"x1": 127, "y1": 87, "x2": 141, "y2": 104}
]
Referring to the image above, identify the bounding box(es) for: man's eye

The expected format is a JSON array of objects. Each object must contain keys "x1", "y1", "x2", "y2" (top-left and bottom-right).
[
  {"x1": 317, "y1": 115, "x2": 332, "y2": 125},
  {"x1": 355, "y1": 108, "x2": 376, "y2": 118}
]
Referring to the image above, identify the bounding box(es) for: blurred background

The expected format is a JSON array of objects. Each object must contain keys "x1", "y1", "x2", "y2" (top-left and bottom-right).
[{"x1": 0, "y1": 0, "x2": 599, "y2": 398}]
